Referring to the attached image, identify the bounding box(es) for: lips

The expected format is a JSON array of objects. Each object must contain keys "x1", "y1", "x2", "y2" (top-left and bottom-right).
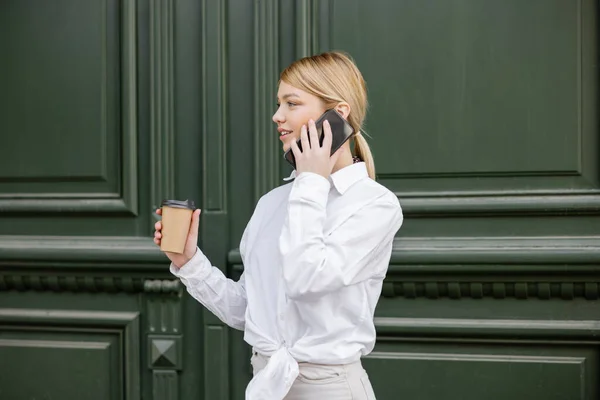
[{"x1": 278, "y1": 128, "x2": 293, "y2": 137}]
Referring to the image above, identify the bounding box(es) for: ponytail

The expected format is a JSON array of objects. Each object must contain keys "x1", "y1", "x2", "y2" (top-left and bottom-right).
[{"x1": 354, "y1": 132, "x2": 375, "y2": 179}]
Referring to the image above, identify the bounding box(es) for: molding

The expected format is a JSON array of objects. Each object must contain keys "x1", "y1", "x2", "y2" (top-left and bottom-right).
[
  {"x1": 397, "y1": 193, "x2": 600, "y2": 217},
  {"x1": 0, "y1": 198, "x2": 134, "y2": 213},
  {"x1": 201, "y1": 0, "x2": 228, "y2": 212},
  {"x1": 367, "y1": 351, "x2": 584, "y2": 365},
  {"x1": 121, "y1": 0, "x2": 139, "y2": 215},
  {"x1": 0, "y1": 308, "x2": 141, "y2": 400},
  {"x1": 295, "y1": 0, "x2": 318, "y2": 58},
  {"x1": 0, "y1": 276, "x2": 181, "y2": 295},
  {"x1": 152, "y1": 370, "x2": 179, "y2": 400},
  {"x1": 228, "y1": 236, "x2": 600, "y2": 266},
  {"x1": 296, "y1": 0, "x2": 333, "y2": 56},
  {"x1": 0, "y1": 338, "x2": 110, "y2": 350},
  {"x1": 0, "y1": 308, "x2": 140, "y2": 325},
  {"x1": 146, "y1": 286, "x2": 182, "y2": 334},
  {"x1": 388, "y1": 237, "x2": 600, "y2": 264},
  {"x1": 0, "y1": 274, "x2": 145, "y2": 293},
  {"x1": 150, "y1": 0, "x2": 175, "y2": 209},
  {"x1": 204, "y1": 324, "x2": 229, "y2": 399},
  {"x1": 0, "y1": 0, "x2": 138, "y2": 215},
  {"x1": 144, "y1": 279, "x2": 181, "y2": 295},
  {"x1": 145, "y1": 277, "x2": 183, "y2": 399},
  {"x1": 253, "y1": 0, "x2": 280, "y2": 201},
  {"x1": 381, "y1": 281, "x2": 600, "y2": 300},
  {"x1": 296, "y1": 0, "x2": 332, "y2": 56},
  {"x1": 0, "y1": 236, "x2": 166, "y2": 267},
  {"x1": 374, "y1": 317, "x2": 600, "y2": 340},
  {"x1": 228, "y1": 236, "x2": 600, "y2": 300}
]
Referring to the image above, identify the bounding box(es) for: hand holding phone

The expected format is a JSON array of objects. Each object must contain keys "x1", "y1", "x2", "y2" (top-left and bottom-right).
[{"x1": 283, "y1": 109, "x2": 354, "y2": 169}]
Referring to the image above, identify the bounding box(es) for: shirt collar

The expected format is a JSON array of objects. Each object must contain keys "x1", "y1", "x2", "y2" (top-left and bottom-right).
[
  {"x1": 283, "y1": 170, "x2": 297, "y2": 182},
  {"x1": 282, "y1": 162, "x2": 368, "y2": 195}
]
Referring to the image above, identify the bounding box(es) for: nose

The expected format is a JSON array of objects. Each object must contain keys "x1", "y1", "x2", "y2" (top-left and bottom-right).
[{"x1": 272, "y1": 106, "x2": 284, "y2": 124}]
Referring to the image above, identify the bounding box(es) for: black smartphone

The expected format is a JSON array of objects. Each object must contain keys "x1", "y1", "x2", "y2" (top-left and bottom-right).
[{"x1": 283, "y1": 109, "x2": 355, "y2": 169}]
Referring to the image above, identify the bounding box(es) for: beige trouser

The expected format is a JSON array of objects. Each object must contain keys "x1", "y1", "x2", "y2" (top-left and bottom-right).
[{"x1": 251, "y1": 350, "x2": 377, "y2": 400}]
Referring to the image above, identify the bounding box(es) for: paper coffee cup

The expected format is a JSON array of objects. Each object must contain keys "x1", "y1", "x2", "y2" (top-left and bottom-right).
[{"x1": 160, "y1": 199, "x2": 196, "y2": 254}]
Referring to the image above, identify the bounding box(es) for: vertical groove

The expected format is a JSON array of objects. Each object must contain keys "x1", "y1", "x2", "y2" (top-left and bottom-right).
[
  {"x1": 576, "y1": 0, "x2": 583, "y2": 173},
  {"x1": 153, "y1": 370, "x2": 178, "y2": 400},
  {"x1": 200, "y1": 2, "x2": 230, "y2": 398},
  {"x1": 204, "y1": 325, "x2": 229, "y2": 399},
  {"x1": 125, "y1": 314, "x2": 141, "y2": 400},
  {"x1": 100, "y1": 0, "x2": 108, "y2": 181},
  {"x1": 297, "y1": 0, "x2": 324, "y2": 58},
  {"x1": 254, "y1": 0, "x2": 279, "y2": 201},
  {"x1": 296, "y1": 0, "x2": 310, "y2": 58},
  {"x1": 150, "y1": 0, "x2": 175, "y2": 211},
  {"x1": 202, "y1": 0, "x2": 227, "y2": 211},
  {"x1": 122, "y1": 0, "x2": 138, "y2": 215}
]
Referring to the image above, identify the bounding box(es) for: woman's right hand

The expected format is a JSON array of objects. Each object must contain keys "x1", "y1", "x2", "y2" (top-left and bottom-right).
[{"x1": 154, "y1": 208, "x2": 202, "y2": 268}]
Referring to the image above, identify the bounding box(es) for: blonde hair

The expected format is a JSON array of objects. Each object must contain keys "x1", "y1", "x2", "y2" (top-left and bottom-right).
[{"x1": 279, "y1": 51, "x2": 376, "y2": 179}]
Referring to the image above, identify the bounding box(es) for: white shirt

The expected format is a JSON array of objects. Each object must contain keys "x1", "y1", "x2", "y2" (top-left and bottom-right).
[{"x1": 170, "y1": 162, "x2": 403, "y2": 399}]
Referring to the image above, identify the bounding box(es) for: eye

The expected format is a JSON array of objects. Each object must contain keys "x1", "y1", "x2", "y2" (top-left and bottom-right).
[{"x1": 287, "y1": 102, "x2": 297, "y2": 107}]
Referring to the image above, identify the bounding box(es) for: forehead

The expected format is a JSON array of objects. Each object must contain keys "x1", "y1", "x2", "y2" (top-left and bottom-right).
[{"x1": 277, "y1": 81, "x2": 305, "y2": 97}]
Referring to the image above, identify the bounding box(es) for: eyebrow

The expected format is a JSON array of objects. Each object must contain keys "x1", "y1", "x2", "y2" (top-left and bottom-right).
[{"x1": 278, "y1": 93, "x2": 300, "y2": 101}]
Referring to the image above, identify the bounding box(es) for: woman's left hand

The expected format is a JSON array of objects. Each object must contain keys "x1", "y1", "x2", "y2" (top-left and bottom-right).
[{"x1": 290, "y1": 119, "x2": 344, "y2": 179}]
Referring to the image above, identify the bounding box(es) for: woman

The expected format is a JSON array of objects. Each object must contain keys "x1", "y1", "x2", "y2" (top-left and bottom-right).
[{"x1": 154, "y1": 51, "x2": 403, "y2": 400}]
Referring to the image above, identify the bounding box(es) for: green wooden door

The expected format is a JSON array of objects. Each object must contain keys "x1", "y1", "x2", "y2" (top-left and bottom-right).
[{"x1": 2, "y1": 0, "x2": 600, "y2": 399}]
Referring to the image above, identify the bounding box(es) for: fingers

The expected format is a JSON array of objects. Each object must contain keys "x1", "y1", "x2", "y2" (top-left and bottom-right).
[
  {"x1": 300, "y1": 124, "x2": 310, "y2": 151},
  {"x1": 188, "y1": 209, "x2": 201, "y2": 238},
  {"x1": 153, "y1": 217, "x2": 162, "y2": 246},
  {"x1": 308, "y1": 119, "x2": 320, "y2": 149},
  {"x1": 156, "y1": 208, "x2": 162, "y2": 215},
  {"x1": 290, "y1": 137, "x2": 301, "y2": 160},
  {"x1": 322, "y1": 120, "x2": 332, "y2": 152}
]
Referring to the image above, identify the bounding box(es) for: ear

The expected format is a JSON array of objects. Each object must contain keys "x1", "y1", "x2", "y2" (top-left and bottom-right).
[{"x1": 334, "y1": 102, "x2": 351, "y2": 120}]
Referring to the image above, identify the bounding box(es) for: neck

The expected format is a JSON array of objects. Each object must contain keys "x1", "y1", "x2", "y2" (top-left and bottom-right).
[{"x1": 331, "y1": 142, "x2": 354, "y2": 174}]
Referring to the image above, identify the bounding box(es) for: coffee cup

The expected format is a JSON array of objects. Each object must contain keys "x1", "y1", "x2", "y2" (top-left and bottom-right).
[{"x1": 160, "y1": 199, "x2": 196, "y2": 254}]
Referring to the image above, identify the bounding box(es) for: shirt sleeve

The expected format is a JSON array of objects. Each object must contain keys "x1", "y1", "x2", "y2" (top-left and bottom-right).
[
  {"x1": 171, "y1": 246, "x2": 247, "y2": 331},
  {"x1": 279, "y1": 172, "x2": 403, "y2": 302}
]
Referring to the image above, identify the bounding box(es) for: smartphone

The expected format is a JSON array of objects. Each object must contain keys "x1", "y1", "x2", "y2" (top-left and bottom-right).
[{"x1": 283, "y1": 109, "x2": 355, "y2": 169}]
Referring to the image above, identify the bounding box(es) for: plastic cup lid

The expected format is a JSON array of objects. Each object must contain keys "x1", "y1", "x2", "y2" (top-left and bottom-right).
[{"x1": 161, "y1": 199, "x2": 196, "y2": 210}]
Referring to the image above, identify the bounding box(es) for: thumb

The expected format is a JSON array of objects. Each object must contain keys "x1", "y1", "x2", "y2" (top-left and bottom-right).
[
  {"x1": 180, "y1": 209, "x2": 201, "y2": 262},
  {"x1": 188, "y1": 209, "x2": 201, "y2": 239}
]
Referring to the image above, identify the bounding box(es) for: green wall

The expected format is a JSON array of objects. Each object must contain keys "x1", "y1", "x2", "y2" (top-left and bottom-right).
[{"x1": 1, "y1": 0, "x2": 599, "y2": 399}]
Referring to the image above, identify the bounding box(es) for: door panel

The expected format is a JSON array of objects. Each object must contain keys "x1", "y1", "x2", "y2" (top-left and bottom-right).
[{"x1": 2, "y1": 0, "x2": 600, "y2": 399}]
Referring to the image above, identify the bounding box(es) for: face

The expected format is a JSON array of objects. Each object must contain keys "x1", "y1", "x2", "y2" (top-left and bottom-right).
[{"x1": 273, "y1": 81, "x2": 327, "y2": 152}]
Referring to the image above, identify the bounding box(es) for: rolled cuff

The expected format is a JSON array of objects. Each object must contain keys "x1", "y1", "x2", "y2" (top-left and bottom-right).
[{"x1": 169, "y1": 247, "x2": 211, "y2": 280}]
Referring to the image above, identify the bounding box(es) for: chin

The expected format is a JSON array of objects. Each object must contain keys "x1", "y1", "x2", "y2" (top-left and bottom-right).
[{"x1": 282, "y1": 138, "x2": 295, "y2": 153}]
